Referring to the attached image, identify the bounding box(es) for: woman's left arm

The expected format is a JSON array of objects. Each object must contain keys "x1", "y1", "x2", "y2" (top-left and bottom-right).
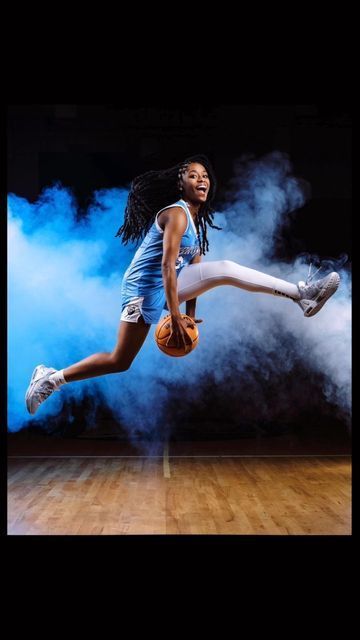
[{"x1": 185, "y1": 254, "x2": 202, "y2": 320}]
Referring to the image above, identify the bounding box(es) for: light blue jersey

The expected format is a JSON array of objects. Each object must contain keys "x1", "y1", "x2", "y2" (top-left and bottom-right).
[{"x1": 121, "y1": 199, "x2": 200, "y2": 324}]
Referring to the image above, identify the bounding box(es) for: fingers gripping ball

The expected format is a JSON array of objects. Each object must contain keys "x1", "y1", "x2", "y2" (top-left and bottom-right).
[{"x1": 155, "y1": 314, "x2": 199, "y2": 357}]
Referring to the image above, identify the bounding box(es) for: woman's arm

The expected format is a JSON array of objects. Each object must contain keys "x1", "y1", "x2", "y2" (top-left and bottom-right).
[
  {"x1": 162, "y1": 208, "x2": 195, "y2": 350},
  {"x1": 186, "y1": 253, "x2": 202, "y2": 318}
]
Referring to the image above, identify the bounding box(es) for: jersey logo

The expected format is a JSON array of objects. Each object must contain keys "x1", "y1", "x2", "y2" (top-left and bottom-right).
[
  {"x1": 175, "y1": 256, "x2": 185, "y2": 270},
  {"x1": 178, "y1": 246, "x2": 200, "y2": 256},
  {"x1": 126, "y1": 305, "x2": 137, "y2": 315}
]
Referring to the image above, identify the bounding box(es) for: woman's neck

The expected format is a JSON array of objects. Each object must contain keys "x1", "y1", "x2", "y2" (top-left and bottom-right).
[{"x1": 182, "y1": 199, "x2": 200, "y2": 220}]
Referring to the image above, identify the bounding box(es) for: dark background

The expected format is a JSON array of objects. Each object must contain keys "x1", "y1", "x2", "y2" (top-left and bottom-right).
[
  {"x1": 7, "y1": 104, "x2": 351, "y2": 259},
  {"x1": 7, "y1": 104, "x2": 352, "y2": 453}
]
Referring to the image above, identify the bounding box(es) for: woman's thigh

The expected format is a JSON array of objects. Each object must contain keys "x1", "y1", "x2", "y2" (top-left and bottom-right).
[{"x1": 111, "y1": 315, "x2": 151, "y2": 369}]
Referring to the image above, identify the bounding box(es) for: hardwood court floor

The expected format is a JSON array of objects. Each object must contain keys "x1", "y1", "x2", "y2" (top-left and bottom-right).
[{"x1": 8, "y1": 456, "x2": 351, "y2": 535}]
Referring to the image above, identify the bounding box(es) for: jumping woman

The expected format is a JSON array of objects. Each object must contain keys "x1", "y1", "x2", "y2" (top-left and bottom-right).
[{"x1": 25, "y1": 154, "x2": 340, "y2": 415}]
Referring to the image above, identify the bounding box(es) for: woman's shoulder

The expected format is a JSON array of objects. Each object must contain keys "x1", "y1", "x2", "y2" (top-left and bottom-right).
[{"x1": 156, "y1": 203, "x2": 187, "y2": 231}]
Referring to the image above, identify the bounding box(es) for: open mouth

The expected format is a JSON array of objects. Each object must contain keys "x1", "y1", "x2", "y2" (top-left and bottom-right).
[{"x1": 196, "y1": 186, "x2": 207, "y2": 193}]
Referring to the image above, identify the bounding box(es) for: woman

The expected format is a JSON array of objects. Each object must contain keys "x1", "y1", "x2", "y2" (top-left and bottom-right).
[{"x1": 25, "y1": 154, "x2": 340, "y2": 415}]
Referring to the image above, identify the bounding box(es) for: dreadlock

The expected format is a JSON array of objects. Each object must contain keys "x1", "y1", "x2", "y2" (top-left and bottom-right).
[{"x1": 115, "y1": 154, "x2": 222, "y2": 255}]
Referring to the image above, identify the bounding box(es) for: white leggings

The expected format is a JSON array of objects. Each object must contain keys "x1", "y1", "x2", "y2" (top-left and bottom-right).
[{"x1": 177, "y1": 260, "x2": 300, "y2": 304}]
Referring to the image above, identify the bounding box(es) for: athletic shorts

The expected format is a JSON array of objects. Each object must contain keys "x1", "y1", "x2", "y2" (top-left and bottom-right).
[{"x1": 120, "y1": 289, "x2": 168, "y2": 325}]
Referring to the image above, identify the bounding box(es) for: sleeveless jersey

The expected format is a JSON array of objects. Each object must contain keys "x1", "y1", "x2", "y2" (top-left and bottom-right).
[{"x1": 121, "y1": 199, "x2": 200, "y2": 323}]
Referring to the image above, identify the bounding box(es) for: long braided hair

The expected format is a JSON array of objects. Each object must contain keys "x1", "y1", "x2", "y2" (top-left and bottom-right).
[{"x1": 115, "y1": 154, "x2": 222, "y2": 255}]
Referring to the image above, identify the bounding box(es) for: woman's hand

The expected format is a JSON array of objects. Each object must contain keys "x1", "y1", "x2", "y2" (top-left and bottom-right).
[{"x1": 166, "y1": 315, "x2": 197, "y2": 352}]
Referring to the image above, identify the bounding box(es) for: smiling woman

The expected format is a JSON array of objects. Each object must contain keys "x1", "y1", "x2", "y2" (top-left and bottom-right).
[{"x1": 25, "y1": 154, "x2": 340, "y2": 416}]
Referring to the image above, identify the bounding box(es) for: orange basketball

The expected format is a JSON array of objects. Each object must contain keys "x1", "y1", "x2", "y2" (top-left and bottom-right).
[{"x1": 155, "y1": 313, "x2": 199, "y2": 357}]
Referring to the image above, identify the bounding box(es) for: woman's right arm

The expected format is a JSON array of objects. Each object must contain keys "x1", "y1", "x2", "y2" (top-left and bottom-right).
[{"x1": 161, "y1": 208, "x2": 195, "y2": 351}]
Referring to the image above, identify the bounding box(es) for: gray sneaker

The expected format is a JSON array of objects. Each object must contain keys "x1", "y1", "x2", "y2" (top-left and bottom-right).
[
  {"x1": 297, "y1": 271, "x2": 340, "y2": 317},
  {"x1": 25, "y1": 364, "x2": 60, "y2": 415}
]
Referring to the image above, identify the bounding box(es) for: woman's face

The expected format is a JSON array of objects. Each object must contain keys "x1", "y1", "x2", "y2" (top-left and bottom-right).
[{"x1": 180, "y1": 163, "x2": 210, "y2": 205}]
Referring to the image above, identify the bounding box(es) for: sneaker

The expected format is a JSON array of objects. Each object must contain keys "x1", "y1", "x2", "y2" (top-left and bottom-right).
[
  {"x1": 296, "y1": 271, "x2": 340, "y2": 317},
  {"x1": 25, "y1": 364, "x2": 60, "y2": 415}
]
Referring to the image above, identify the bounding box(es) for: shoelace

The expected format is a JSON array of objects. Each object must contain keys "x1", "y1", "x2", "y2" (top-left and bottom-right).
[
  {"x1": 37, "y1": 382, "x2": 59, "y2": 400},
  {"x1": 305, "y1": 261, "x2": 321, "y2": 286}
]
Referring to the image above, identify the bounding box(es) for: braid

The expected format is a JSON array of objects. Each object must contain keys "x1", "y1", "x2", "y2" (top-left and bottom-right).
[
  {"x1": 195, "y1": 208, "x2": 222, "y2": 255},
  {"x1": 115, "y1": 154, "x2": 222, "y2": 254}
]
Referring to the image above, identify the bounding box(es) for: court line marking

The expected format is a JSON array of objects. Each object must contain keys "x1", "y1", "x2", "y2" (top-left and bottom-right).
[
  {"x1": 163, "y1": 442, "x2": 171, "y2": 478},
  {"x1": 8, "y1": 454, "x2": 351, "y2": 459}
]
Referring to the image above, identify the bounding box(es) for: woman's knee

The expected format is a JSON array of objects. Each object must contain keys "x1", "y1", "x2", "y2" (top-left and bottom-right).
[
  {"x1": 108, "y1": 355, "x2": 132, "y2": 373},
  {"x1": 217, "y1": 259, "x2": 236, "y2": 273}
]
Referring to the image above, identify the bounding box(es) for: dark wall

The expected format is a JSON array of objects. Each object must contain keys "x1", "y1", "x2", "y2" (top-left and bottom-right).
[{"x1": 7, "y1": 104, "x2": 351, "y2": 260}]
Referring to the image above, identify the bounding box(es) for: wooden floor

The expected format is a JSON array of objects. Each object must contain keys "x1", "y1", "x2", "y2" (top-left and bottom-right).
[{"x1": 7, "y1": 456, "x2": 351, "y2": 535}]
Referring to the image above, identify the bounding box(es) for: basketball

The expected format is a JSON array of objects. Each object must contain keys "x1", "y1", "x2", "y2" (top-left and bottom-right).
[{"x1": 155, "y1": 314, "x2": 199, "y2": 357}]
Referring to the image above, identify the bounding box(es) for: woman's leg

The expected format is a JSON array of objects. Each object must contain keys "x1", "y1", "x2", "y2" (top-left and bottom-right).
[
  {"x1": 177, "y1": 260, "x2": 300, "y2": 304},
  {"x1": 62, "y1": 315, "x2": 152, "y2": 382},
  {"x1": 25, "y1": 315, "x2": 151, "y2": 414},
  {"x1": 177, "y1": 260, "x2": 340, "y2": 318}
]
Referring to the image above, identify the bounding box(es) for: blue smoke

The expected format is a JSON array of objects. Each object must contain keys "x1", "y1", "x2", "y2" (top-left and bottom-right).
[{"x1": 8, "y1": 151, "x2": 351, "y2": 446}]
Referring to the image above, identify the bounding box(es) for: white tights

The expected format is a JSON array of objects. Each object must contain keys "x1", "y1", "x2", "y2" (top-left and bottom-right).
[{"x1": 177, "y1": 260, "x2": 300, "y2": 305}]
